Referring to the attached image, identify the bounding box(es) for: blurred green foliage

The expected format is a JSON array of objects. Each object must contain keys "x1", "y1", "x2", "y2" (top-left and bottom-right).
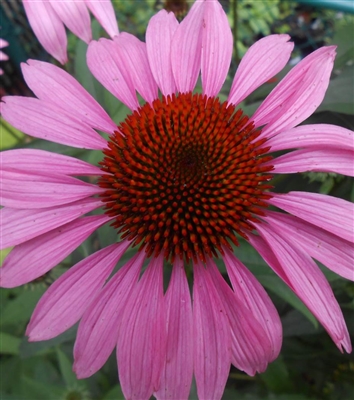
[{"x1": 1, "y1": 1, "x2": 353, "y2": 399}]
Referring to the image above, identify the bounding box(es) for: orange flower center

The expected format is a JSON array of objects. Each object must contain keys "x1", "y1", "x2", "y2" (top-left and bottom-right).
[{"x1": 99, "y1": 93, "x2": 273, "y2": 262}]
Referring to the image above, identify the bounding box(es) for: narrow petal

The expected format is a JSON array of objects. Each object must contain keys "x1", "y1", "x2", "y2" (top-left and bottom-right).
[
  {"x1": 171, "y1": 0, "x2": 204, "y2": 93},
  {"x1": 113, "y1": 33, "x2": 158, "y2": 104},
  {"x1": 206, "y1": 259, "x2": 273, "y2": 375},
  {"x1": 266, "y1": 124, "x2": 354, "y2": 152},
  {"x1": 228, "y1": 34, "x2": 293, "y2": 107},
  {"x1": 201, "y1": 0, "x2": 233, "y2": 97},
  {"x1": 22, "y1": 60, "x2": 117, "y2": 134},
  {"x1": 146, "y1": 10, "x2": 179, "y2": 97},
  {"x1": 193, "y1": 261, "x2": 231, "y2": 400},
  {"x1": 49, "y1": 0, "x2": 91, "y2": 43},
  {"x1": 85, "y1": 0, "x2": 119, "y2": 38},
  {"x1": 1, "y1": 149, "x2": 102, "y2": 176},
  {"x1": 87, "y1": 39, "x2": 139, "y2": 111},
  {"x1": 73, "y1": 250, "x2": 144, "y2": 379},
  {"x1": 26, "y1": 241, "x2": 130, "y2": 341},
  {"x1": 23, "y1": 0, "x2": 68, "y2": 64},
  {"x1": 222, "y1": 248, "x2": 282, "y2": 362},
  {"x1": 1, "y1": 170, "x2": 103, "y2": 209},
  {"x1": 270, "y1": 148, "x2": 354, "y2": 177},
  {"x1": 263, "y1": 211, "x2": 354, "y2": 281},
  {"x1": 253, "y1": 224, "x2": 351, "y2": 353},
  {"x1": 0, "y1": 198, "x2": 102, "y2": 249},
  {"x1": 268, "y1": 192, "x2": 353, "y2": 242},
  {"x1": 253, "y1": 47, "x2": 336, "y2": 137},
  {"x1": 0, "y1": 215, "x2": 111, "y2": 288},
  {"x1": 155, "y1": 259, "x2": 193, "y2": 400},
  {"x1": 117, "y1": 256, "x2": 166, "y2": 400},
  {"x1": 1, "y1": 96, "x2": 107, "y2": 149}
]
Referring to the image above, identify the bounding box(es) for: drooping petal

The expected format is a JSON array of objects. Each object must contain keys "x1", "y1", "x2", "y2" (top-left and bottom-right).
[
  {"x1": 1, "y1": 170, "x2": 103, "y2": 209},
  {"x1": 146, "y1": 10, "x2": 179, "y2": 97},
  {"x1": 193, "y1": 261, "x2": 231, "y2": 400},
  {"x1": 155, "y1": 259, "x2": 193, "y2": 400},
  {"x1": 87, "y1": 39, "x2": 139, "y2": 111},
  {"x1": 113, "y1": 33, "x2": 158, "y2": 104},
  {"x1": 201, "y1": 0, "x2": 233, "y2": 97},
  {"x1": 49, "y1": 0, "x2": 91, "y2": 43},
  {"x1": 228, "y1": 34, "x2": 293, "y2": 107},
  {"x1": 222, "y1": 248, "x2": 282, "y2": 362},
  {"x1": 253, "y1": 46, "x2": 336, "y2": 137},
  {"x1": 117, "y1": 256, "x2": 166, "y2": 400},
  {"x1": 73, "y1": 250, "x2": 145, "y2": 379},
  {"x1": 84, "y1": 0, "x2": 119, "y2": 39},
  {"x1": 23, "y1": 0, "x2": 68, "y2": 64},
  {"x1": 263, "y1": 211, "x2": 354, "y2": 281},
  {"x1": 0, "y1": 149, "x2": 102, "y2": 176},
  {"x1": 21, "y1": 60, "x2": 117, "y2": 134},
  {"x1": 1, "y1": 96, "x2": 107, "y2": 149},
  {"x1": 270, "y1": 148, "x2": 354, "y2": 177},
  {"x1": 266, "y1": 124, "x2": 354, "y2": 152},
  {"x1": 26, "y1": 241, "x2": 130, "y2": 341},
  {"x1": 206, "y1": 259, "x2": 273, "y2": 376},
  {"x1": 0, "y1": 198, "x2": 102, "y2": 249},
  {"x1": 171, "y1": 0, "x2": 204, "y2": 93},
  {"x1": 0, "y1": 215, "x2": 111, "y2": 288},
  {"x1": 268, "y1": 192, "x2": 353, "y2": 242},
  {"x1": 253, "y1": 224, "x2": 351, "y2": 353}
]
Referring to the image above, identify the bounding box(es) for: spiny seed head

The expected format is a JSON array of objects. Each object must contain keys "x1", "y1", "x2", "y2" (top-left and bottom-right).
[{"x1": 99, "y1": 92, "x2": 273, "y2": 263}]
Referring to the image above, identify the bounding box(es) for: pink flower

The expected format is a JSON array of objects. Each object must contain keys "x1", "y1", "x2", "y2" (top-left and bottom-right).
[
  {"x1": 0, "y1": 38, "x2": 9, "y2": 75},
  {"x1": 1, "y1": 1, "x2": 353, "y2": 399},
  {"x1": 23, "y1": 0, "x2": 119, "y2": 64}
]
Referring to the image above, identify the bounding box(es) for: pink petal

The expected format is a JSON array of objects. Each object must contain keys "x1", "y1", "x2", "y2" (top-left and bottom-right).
[
  {"x1": 0, "y1": 198, "x2": 102, "y2": 249},
  {"x1": 84, "y1": 0, "x2": 119, "y2": 39},
  {"x1": 117, "y1": 256, "x2": 166, "y2": 400},
  {"x1": 1, "y1": 170, "x2": 103, "y2": 209},
  {"x1": 87, "y1": 39, "x2": 139, "y2": 111},
  {"x1": 0, "y1": 215, "x2": 111, "y2": 288},
  {"x1": 49, "y1": 0, "x2": 91, "y2": 43},
  {"x1": 267, "y1": 124, "x2": 354, "y2": 152},
  {"x1": 146, "y1": 10, "x2": 179, "y2": 97},
  {"x1": 254, "y1": 224, "x2": 351, "y2": 353},
  {"x1": 254, "y1": 47, "x2": 336, "y2": 137},
  {"x1": 268, "y1": 192, "x2": 353, "y2": 242},
  {"x1": 22, "y1": 60, "x2": 117, "y2": 134},
  {"x1": 0, "y1": 50, "x2": 9, "y2": 61},
  {"x1": 228, "y1": 34, "x2": 293, "y2": 107},
  {"x1": 113, "y1": 33, "x2": 158, "y2": 104},
  {"x1": 193, "y1": 260, "x2": 231, "y2": 400},
  {"x1": 155, "y1": 259, "x2": 193, "y2": 400},
  {"x1": 206, "y1": 259, "x2": 273, "y2": 376},
  {"x1": 222, "y1": 248, "x2": 282, "y2": 362},
  {"x1": 23, "y1": 0, "x2": 68, "y2": 64},
  {"x1": 1, "y1": 149, "x2": 102, "y2": 176},
  {"x1": 171, "y1": 0, "x2": 204, "y2": 93},
  {"x1": 1, "y1": 96, "x2": 107, "y2": 149},
  {"x1": 270, "y1": 148, "x2": 354, "y2": 176},
  {"x1": 26, "y1": 241, "x2": 130, "y2": 341},
  {"x1": 263, "y1": 211, "x2": 354, "y2": 281},
  {"x1": 201, "y1": 0, "x2": 233, "y2": 97},
  {"x1": 0, "y1": 39, "x2": 9, "y2": 48},
  {"x1": 73, "y1": 250, "x2": 144, "y2": 379}
]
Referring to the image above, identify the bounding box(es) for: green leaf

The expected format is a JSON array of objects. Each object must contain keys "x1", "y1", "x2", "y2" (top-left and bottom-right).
[
  {"x1": 20, "y1": 376, "x2": 65, "y2": 400},
  {"x1": 102, "y1": 384, "x2": 125, "y2": 400},
  {"x1": 56, "y1": 347, "x2": 80, "y2": 388},
  {"x1": 260, "y1": 355, "x2": 293, "y2": 393},
  {"x1": 0, "y1": 332, "x2": 21, "y2": 355},
  {"x1": 0, "y1": 118, "x2": 24, "y2": 150},
  {"x1": 258, "y1": 275, "x2": 318, "y2": 328}
]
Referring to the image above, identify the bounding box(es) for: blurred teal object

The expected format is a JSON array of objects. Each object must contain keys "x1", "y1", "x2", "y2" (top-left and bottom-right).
[{"x1": 291, "y1": 0, "x2": 354, "y2": 14}]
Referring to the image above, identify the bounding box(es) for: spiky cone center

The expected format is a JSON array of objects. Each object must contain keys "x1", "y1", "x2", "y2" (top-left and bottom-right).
[{"x1": 99, "y1": 92, "x2": 274, "y2": 263}]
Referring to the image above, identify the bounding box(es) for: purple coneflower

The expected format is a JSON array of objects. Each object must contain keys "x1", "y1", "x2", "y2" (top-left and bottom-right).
[
  {"x1": 1, "y1": 1, "x2": 353, "y2": 399},
  {"x1": 23, "y1": 0, "x2": 119, "y2": 64}
]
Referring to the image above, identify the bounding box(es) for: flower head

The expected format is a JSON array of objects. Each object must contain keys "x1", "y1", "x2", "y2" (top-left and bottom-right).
[
  {"x1": 0, "y1": 38, "x2": 9, "y2": 75},
  {"x1": 23, "y1": 0, "x2": 119, "y2": 64},
  {"x1": 1, "y1": 1, "x2": 353, "y2": 399}
]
